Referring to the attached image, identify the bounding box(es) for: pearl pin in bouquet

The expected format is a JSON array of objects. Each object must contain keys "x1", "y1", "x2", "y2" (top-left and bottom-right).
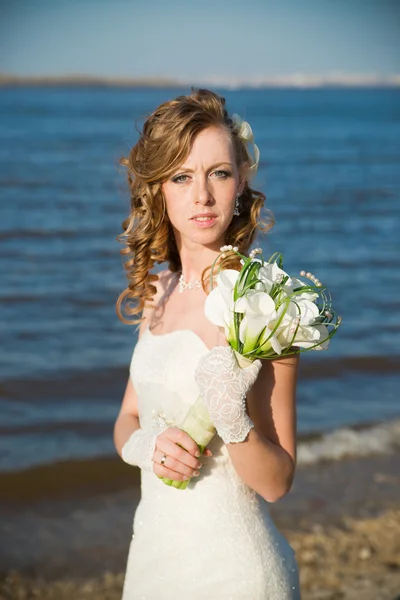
[{"x1": 160, "y1": 246, "x2": 341, "y2": 489}]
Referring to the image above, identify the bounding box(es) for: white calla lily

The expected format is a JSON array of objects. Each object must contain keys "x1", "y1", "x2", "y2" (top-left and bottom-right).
[
  {"x1": 218, "y1": 270, "x2": 239, "y2": 306},
  {"x1": 259, "y1": 262, "x2": 290, "y2": 287},
  {"x1": 309, "y1": 325, "x2": 330, "y2": 350},
  {"x1": 285, "y1": 298, "x2": 320, "y2": 325},
  {"x1": 276, "y1": 319, "x2": 330, "y2": 351},
  {"x1": 204, "y1": 269, "x2": 239, "y2": 342},
  {"x1": 293, "y1": 323, "x2": 330, "y2": 350},
  {"x1": 204, "y1": 288, "x2": 229, "y2": 328},
  {"x1": 235, "y1": 290, "x2": 277, "y2": 354},
  {"x1": 284, "y1": 276, "x2": 319, "y2": 302}
]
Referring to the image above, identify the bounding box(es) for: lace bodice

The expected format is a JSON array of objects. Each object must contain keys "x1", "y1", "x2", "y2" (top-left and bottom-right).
[
  {"x1": 123, "y1": 327, "x2": 300, "y2": 599},
  {"x1": 130, "y1": 328, "x2": 209, "y2": 434}
]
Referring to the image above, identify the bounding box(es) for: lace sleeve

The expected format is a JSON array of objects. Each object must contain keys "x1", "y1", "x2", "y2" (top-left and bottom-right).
[
  {"x1": 194, "y1": 346, "x2": 261, "y2": 444},
  {"x1": 121, "y1": 425, "x2": 167, "y2": 471}
]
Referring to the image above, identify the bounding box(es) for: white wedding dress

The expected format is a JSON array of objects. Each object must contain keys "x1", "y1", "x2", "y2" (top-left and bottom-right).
[{"x1": 122, "y1": 328, "x2": 301, "y2": 600}]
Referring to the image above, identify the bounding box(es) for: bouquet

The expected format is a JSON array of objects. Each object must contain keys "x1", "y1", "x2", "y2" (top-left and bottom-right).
[{"x1": 161, "y1": 246, "x2": 341, "y2": 489}]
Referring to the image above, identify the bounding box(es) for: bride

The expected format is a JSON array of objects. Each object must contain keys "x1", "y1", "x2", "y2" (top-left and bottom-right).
[{"x1": 114, "y1": 89, "x2": 301, "y2": 599}]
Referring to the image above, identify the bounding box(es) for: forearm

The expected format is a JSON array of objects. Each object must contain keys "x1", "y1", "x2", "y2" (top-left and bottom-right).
[
  {"x1": 113, "y1": 412, "x2": 141, "y2": 457},
  {"x1": 226, "y1": 427, "x2": 295, "y2": 503}
]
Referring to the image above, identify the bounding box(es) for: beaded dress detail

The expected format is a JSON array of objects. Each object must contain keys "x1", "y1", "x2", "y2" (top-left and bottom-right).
[{"x1": 122, "y1": 328, "x2": 301, "y2": 600}]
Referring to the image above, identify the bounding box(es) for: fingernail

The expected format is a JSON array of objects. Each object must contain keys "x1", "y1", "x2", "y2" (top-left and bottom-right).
[
  {"x1": 183, "y1": 476, "x2": 189, "y2": 480},
  {"x1": 193, "y1": 470, "x2": 200, "y2": 477},
  {"x1": 197, "y1": 463, "x2": 202, "y2": 469},
  {"x1": 195, "y1": 451, "x2": 200, "y2": 457}
]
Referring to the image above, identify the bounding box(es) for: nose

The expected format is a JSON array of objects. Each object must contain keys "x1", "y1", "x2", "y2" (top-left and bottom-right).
[{"x1": 195, "y1": 176, "x2": 214, "y2": 206}]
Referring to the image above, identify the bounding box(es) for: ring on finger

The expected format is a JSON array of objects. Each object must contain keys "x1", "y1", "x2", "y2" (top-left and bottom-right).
[{"x1": 160, "y1": 453, "x2": 167, "y2": 466}]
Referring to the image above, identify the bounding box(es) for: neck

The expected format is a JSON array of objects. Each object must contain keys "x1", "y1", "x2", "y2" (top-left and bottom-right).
[{"x1": 178, "y1": 243, "x2": 222, "y2": 282}]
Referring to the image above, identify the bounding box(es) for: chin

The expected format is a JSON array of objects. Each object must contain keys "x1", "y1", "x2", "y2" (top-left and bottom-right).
[
  {"x1": 189, "y1": 221, "x2": 231, "y2": 244},
  {"x1": 190, "y1": 229, "x2": 226, "y2": 248}
]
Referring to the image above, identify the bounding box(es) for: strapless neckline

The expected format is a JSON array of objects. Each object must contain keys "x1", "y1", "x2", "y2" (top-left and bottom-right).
[{"x1": 144, "y1": 326, "x2": 212, "y2": 351}]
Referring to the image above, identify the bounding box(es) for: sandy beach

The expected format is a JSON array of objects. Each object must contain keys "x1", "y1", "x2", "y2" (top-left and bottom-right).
[
  {"x1": 1, "y1": 450, "x2": 399, "y2": 599},
  {"x1": 2, "y1": 509, "x2": 399, "y2": 599}
]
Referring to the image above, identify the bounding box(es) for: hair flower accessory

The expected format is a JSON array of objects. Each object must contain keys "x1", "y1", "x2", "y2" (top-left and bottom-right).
[{"x1": 231, "y1": 113, "x2": 260, "y2": 179}]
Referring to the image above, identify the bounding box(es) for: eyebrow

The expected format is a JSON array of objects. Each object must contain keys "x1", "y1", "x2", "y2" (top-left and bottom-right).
[{"x1": 175, "y1": 161, "x2": 234, "y2": 173}]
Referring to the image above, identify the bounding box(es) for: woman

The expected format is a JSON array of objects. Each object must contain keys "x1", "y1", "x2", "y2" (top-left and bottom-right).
[{"x1": 114, "y1": 89, "x2": 301, "y2": 599}]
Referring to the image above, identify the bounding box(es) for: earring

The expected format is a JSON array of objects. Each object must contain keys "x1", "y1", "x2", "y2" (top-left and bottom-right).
[{"x1": 233, "y1": 195, "x2": 240, "y2": 216}]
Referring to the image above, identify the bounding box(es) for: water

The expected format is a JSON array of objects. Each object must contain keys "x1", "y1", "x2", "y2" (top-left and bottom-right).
[{"x1": 0, "y1": 86, "x2": 399, "y2": 472}]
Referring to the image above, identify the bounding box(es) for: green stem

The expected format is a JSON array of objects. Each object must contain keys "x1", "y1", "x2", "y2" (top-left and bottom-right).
[{"x1": 160, "y1": 396, "x2": 216, "y2": 490}]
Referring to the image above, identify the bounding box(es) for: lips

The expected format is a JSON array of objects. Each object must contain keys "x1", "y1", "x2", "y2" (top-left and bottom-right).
[
  {"x1": 191, "y1": 212, "x2": 218, "y2": 228},
  {"x1": 191, "y1": 213, "x2": 217, "y2": 220}
]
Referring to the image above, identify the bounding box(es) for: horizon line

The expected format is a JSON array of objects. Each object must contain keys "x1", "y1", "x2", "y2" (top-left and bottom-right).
[{"x1": 1, "y1": 72, "x2": 400, "y2": 90}]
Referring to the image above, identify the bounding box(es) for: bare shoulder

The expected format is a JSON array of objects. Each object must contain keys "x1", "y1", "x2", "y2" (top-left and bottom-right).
[
  {"x1": 157, "y1": 268, "x2": 177, "y2": 293},
  {"x1": 151, "y1": 268, "x2": 177, "y2": 307},
  {"x1": 139, "y1": 268, "x2": 177, "y2": 335}
]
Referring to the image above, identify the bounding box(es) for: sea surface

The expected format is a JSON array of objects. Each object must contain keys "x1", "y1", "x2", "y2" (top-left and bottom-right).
[{"x1": 0, "y1": 86, "x2": 399, "y2": 474}]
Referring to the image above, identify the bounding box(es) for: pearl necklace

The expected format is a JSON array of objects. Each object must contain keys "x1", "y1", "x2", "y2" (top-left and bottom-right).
[{"x1": 178, "y1": 273, "x2": 202, "y2": 293}]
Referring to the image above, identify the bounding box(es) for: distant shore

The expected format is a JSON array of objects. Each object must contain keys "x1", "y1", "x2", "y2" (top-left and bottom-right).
[{"x1": 1, "y1": 73, "x2": 400, "y2": 89}]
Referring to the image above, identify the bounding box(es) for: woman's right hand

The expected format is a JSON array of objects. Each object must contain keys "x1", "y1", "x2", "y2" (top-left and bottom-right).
[{"x1": 152, "y1": 427, "x2": 212, "y2": 482}]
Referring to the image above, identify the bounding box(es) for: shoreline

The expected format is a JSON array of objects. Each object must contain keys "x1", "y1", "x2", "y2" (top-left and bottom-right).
[
  {"x1": 1, "y1": 74, "x2": 400, "y2": 89},
  {"x1": 2, "y1": 415, "x2": 399, "y2": 498},
  {"x1": 1, "y1": 451, "x2": 399, "y2": 598}
]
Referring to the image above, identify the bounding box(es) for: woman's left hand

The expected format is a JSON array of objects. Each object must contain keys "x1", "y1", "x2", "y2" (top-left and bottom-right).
[{"x1": 195, "y1": 346, "x2": 262, "y2": 444}]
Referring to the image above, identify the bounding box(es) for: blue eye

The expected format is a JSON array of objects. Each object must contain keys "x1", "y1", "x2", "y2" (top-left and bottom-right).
[
  {"x1": 171, "y1": 170, "x2": 231, "y2": 183},
  {"x1": 213, "y1": 170, "x2": 232, "y2": 179},
  {"x1": 171, "y1": 174, "x2": 189, "y2": 184}
]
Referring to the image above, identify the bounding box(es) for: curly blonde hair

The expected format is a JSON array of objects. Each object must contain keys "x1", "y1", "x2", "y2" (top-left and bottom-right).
[{"x1": 116, "y1": 88, "x2": 274, "y2": 324}]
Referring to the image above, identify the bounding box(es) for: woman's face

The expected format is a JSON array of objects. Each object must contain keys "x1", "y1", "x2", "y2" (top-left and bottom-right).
[{"x1": 162, "y1": 126, "x2": 244, "y2": 251}]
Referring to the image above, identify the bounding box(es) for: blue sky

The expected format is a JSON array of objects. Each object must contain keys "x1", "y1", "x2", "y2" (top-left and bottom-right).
[{"x1": 0, "y1": 0, "x2": 399, "y2": 81}]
